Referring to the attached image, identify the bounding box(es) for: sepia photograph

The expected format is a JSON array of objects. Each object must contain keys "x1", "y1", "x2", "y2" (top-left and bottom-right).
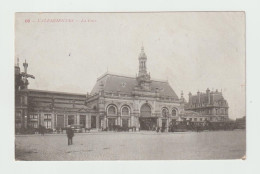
[{"x1": 14, "y1": 12, "x2": 246, "y2": 161}]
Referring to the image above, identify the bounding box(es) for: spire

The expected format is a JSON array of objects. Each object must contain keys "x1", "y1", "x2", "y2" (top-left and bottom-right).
[
  {"x1": 136, "y1": 45, "x2": 151, "y2": 90},
  {"x1": 138, "y1": 45, "x2": 147, "y2": 76},
  {"x1": 23, "y1": 59, "x2": 28, "y2": 74},
  {"x1": 139, "y1": 45, "x2": 147, "y2": 60}
]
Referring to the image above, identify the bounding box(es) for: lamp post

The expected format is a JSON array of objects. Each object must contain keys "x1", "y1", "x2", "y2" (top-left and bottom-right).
[{"x1": 24, "y1": 115, "x2": 27, "y2": 129}]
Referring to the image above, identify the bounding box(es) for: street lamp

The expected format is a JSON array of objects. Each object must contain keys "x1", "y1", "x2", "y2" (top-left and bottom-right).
[{"x1": 24, "y1": 115, "x2": 27, "y2": 129}]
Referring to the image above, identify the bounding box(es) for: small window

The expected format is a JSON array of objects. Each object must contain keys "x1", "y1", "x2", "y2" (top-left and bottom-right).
[
  {"x1": 44, "y1": 120, "x2": 51, "y2": 129},
  {"x1": 172, "y1": 109, "x2": 177, "y2": 116},
  {"x1": 44, "y1": 114, "x2": 51, "y2": 120},
  {"x1": 32, "y1": 122, "x2": 38, "y2": 128},
  {"x1": 162, "y1": 108, "x2": 168, "y2": 117}
]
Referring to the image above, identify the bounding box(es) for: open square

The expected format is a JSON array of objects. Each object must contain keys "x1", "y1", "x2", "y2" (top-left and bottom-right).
[{"x1": 15, "y1": 130, "x2": 245, "y2": 160}]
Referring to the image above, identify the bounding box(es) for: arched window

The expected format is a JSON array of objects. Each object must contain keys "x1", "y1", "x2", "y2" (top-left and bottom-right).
[
  {"x1": 140, "y1": 103, "x2": 151, "y2": 117},
  {"x1": 121, "y1": 106, "x2": 130, "y2": 116},
  {"x1": 162, "y1": 108, "x2": 169, "y2": 117},
  {"x1": 107, "y1": 105, "x2": 117, "y2": 115},
  {"x1": 172, "y1": 109, "x2": 177, "y2": 116}
]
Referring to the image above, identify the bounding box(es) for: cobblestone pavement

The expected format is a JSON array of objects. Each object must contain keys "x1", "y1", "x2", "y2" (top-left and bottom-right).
[{"x1": 15, "y1": 130, "x2": 246, "y2": 161}]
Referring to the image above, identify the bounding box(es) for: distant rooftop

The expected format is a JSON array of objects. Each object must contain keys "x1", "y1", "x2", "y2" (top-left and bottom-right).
[{"x1": 27, "y1": 89, "x2": 86, "y2": 97}]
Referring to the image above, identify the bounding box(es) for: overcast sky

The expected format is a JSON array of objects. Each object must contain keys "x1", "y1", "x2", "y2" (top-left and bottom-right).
[{"x1": 15, "y1": 12, "x2": 245, "y2": 119}]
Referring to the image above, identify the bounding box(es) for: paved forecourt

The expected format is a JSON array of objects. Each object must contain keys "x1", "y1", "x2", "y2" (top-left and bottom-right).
[{"x1": 15, "y1": 130, "x2": 246, "y2": 160}]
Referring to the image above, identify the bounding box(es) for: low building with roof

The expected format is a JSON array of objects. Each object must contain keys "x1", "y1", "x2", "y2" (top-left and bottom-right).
[{"x1": 15, "y1": 59, "x2": 96, "y2": 132}]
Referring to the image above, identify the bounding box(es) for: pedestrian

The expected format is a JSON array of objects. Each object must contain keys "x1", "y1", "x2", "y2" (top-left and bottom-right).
[
  {"x1": 42, "y1": 126, "x2": 45, "y2": 136},
  {"x1": 66, "y1": 126, "x2": 74, "y2": 145},
  {"x1": 156, "y1": 126, "x2": 160, "y2": 133},
  {"x1": 39, "y1": 125, "x2": 45, "y2": 136},
  {"x1": 39, "y1": 125, "x2": 42, "y2": 135}
]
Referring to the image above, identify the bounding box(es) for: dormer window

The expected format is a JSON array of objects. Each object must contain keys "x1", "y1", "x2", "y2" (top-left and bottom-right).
[{"x1": 121, "y1": 82, "x2": 126, "y2": 87}]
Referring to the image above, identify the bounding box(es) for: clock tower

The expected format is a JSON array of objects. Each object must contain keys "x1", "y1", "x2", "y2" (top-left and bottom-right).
[{"x1": 136, "y1": 46, "x2": 151, "y2": 90}]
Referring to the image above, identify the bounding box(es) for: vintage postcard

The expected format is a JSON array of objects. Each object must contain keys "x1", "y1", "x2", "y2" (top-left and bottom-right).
[{"x1": 15, "y1": 12, "x2": 246, "y2": 160}]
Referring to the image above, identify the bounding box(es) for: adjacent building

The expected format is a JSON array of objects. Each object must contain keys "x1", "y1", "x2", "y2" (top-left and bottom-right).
[{"x1": 183, "y1": 89, "x2": 229, "y2": 125}]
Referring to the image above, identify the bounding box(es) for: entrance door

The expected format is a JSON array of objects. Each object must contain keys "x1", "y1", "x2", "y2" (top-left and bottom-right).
[
  {"x1": 57, "y1": 115, "x2": 65, "y2": 129},
  {"x1": 139, "y1": 117, "x2": 157, "y2": 130},
  {"x1": 162, "y1": 119, "x2": 167, "y2": 132},
  {"x1": 68, "y1": 115, "x2": 74, "y2": 126},
  {"x1": 122, "y1": 118, "x2": 129, "y2": 130},
  {"x1": 80, "y1": 115, "x2": 86, "y2": 128},
  {"x1": 108, "y1": 118, "x2": 116, "y2": 131},
  {"x1": 91, "y1": 116, "x2": 96, "y2": 128}
]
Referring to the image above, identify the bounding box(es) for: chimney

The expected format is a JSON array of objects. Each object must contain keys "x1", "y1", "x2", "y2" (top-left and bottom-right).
[
  {"x1": 180, "y1": 91, "x2": 184, "y2": 102},
  {"x1": 197, "y1": 90, "x2": 200, "y2": 104},
  {"x1": 188, "y1": 92, "x2": 192, "y2": 103}
]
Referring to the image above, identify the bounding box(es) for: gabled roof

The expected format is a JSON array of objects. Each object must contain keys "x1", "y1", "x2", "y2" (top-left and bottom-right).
[{"x1": 90, "y1": 73, "x2": 179, "y2": 99}]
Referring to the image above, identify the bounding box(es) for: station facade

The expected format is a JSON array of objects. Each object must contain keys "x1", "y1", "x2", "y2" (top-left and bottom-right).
[{"x1": 85, "y1": 47, "x2": 183, "y2": 131}]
